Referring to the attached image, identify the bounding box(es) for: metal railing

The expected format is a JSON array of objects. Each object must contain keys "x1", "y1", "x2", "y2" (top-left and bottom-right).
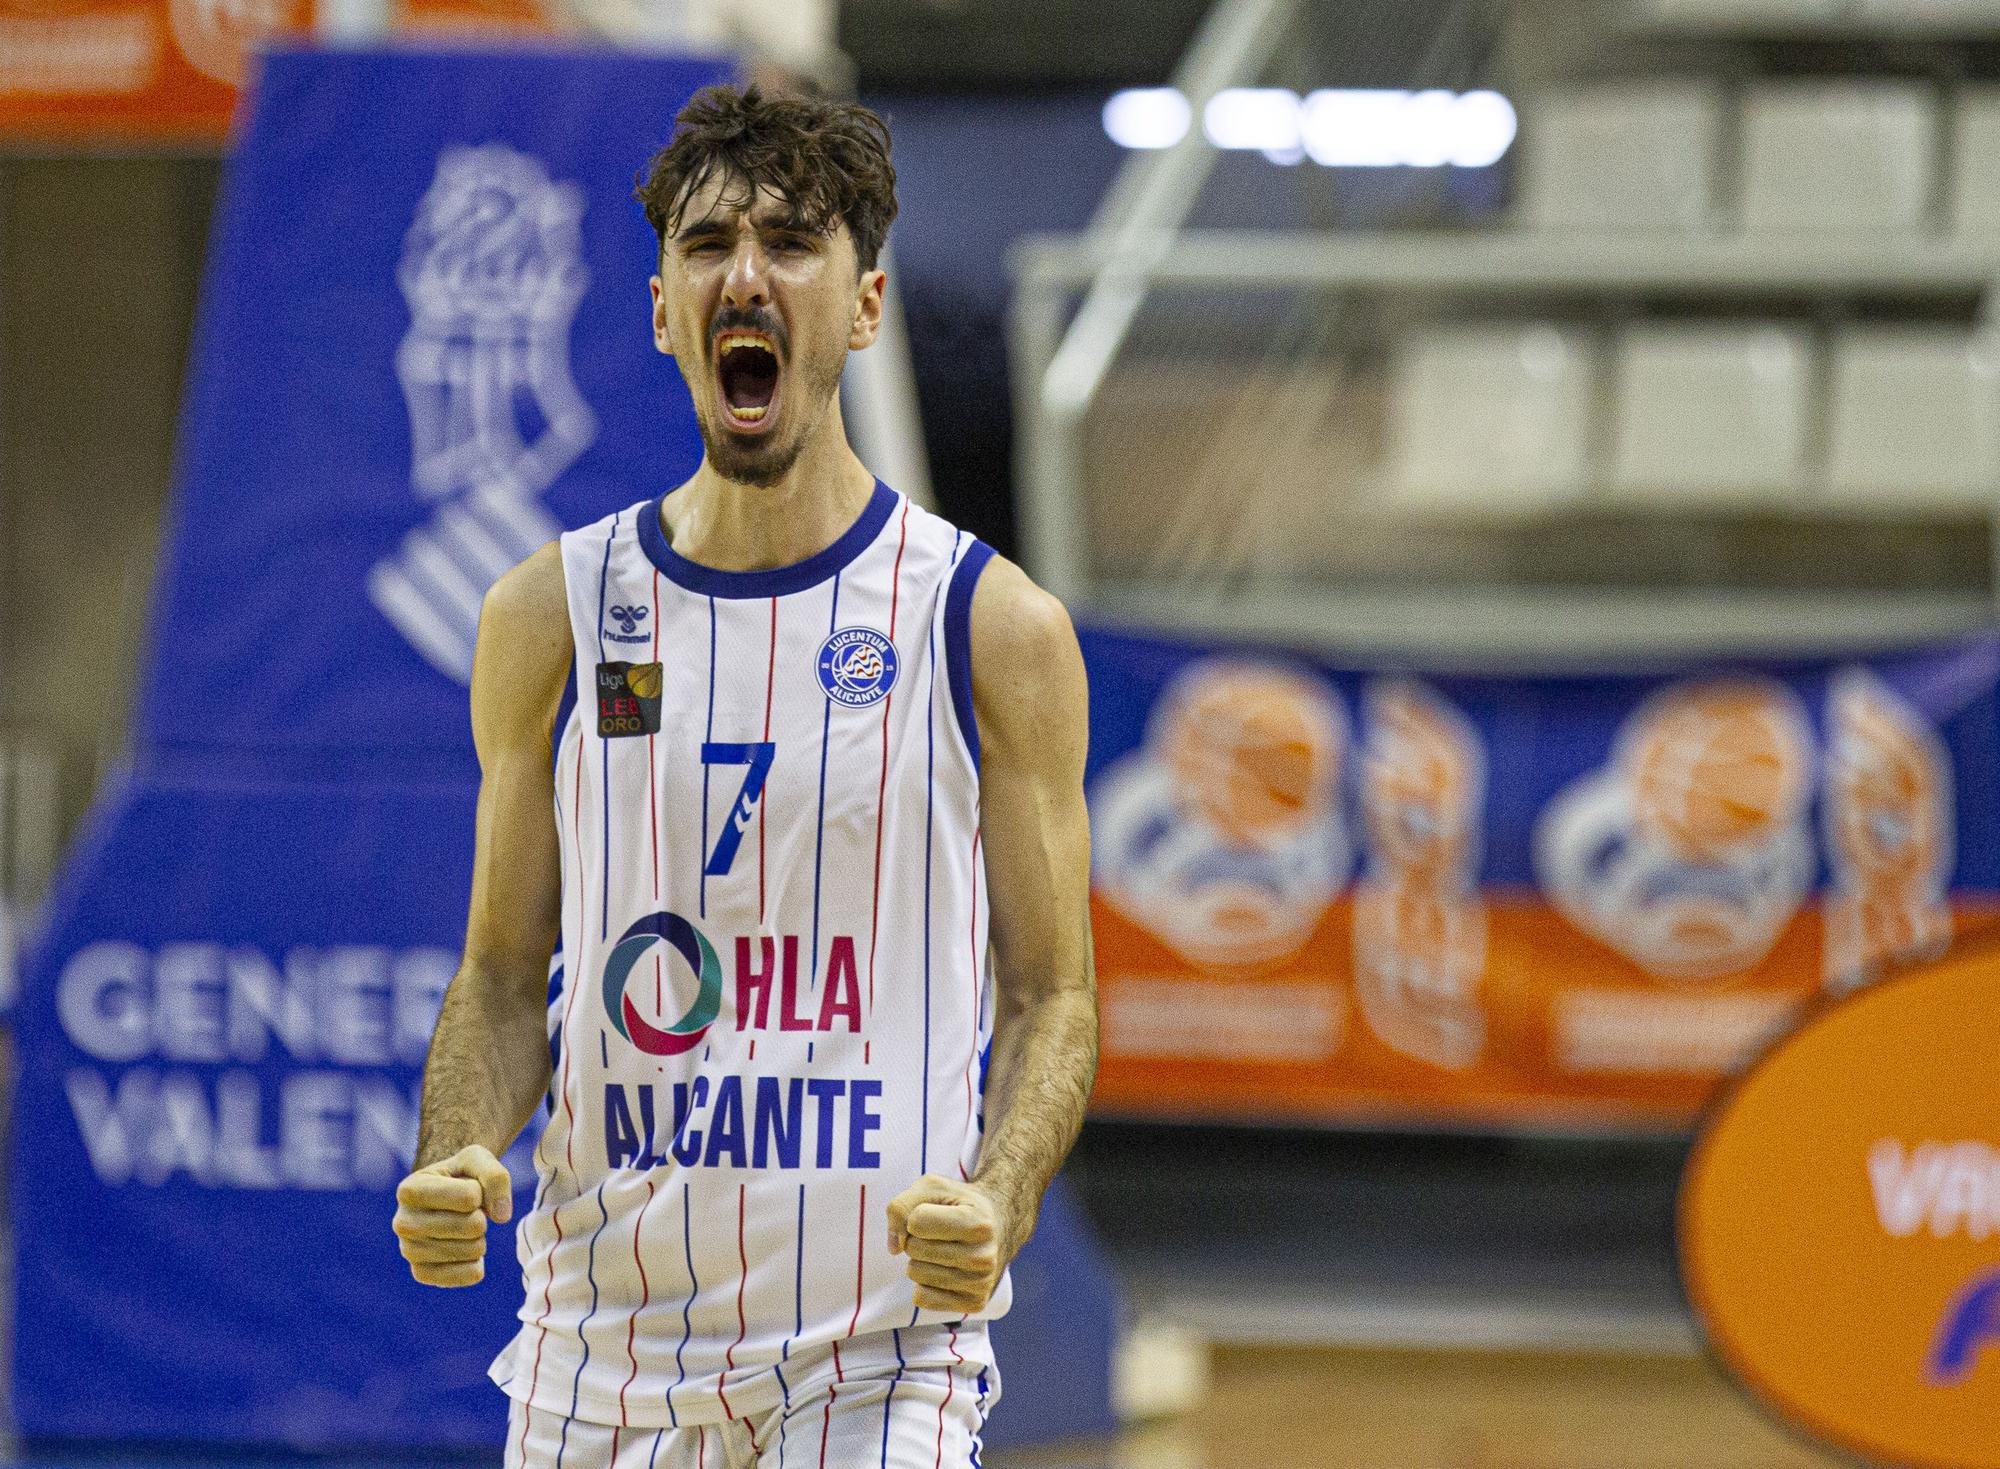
[{"x1": 1008, "y1": 0, "x2": 2000, "y2": 660}]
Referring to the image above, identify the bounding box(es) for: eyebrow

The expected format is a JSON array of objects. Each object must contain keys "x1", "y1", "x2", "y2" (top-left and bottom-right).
[
  {"x1": 672, "y1": 209, "x2": 822, "y2": 246},
  {"x1": 672, "y1": 217, "x2": 733, "y2": 246}
]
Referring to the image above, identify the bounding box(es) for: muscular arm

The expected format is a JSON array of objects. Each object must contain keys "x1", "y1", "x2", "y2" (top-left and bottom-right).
[
  {"x1": 967, "y1": 559, "x2": 1098, "y2": 1258},
  {"x1": 887, "y1": 557, "x2": 1097, "y2": 1310},
  {"x1": 396, "y1": 542, "x2": 572, "y2": 1285}
]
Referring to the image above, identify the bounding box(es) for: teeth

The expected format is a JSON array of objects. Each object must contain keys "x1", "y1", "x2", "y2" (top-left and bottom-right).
[{"x1": 718, "y1": 333, "x2": 774, "y2": 424}]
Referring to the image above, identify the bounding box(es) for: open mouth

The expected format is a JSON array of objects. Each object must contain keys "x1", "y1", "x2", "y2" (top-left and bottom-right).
[{"x1": 716, "y1": 332, "x2": 781, "y2": 432}]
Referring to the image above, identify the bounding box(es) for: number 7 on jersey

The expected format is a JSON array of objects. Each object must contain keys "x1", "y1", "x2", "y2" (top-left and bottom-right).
[{"x1": 701, "y1": 741, "x2": 776, "y2": 877}]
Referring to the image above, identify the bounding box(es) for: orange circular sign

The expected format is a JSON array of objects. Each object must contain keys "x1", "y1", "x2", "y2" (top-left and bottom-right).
[{"x1": 1681, "y1": 935, "x2": 2000, "y2": 1468}]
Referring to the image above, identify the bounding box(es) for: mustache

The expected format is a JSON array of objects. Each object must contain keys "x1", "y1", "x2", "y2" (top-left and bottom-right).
[{"x1": 710, "y1": 307, "x2": 787, "y2": 358}]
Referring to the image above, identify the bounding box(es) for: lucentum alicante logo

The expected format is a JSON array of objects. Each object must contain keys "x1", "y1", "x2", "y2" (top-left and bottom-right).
[{"x1": 601, "y1": 912, "x2": 722, "y2": 1055}]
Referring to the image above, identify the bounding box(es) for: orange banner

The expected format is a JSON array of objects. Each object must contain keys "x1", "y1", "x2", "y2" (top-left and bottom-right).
[
  {"x1": 392, "y1": 0, "x2": 553, "y2": 36},
  {"x1": 1093, "y1": 892, "x2": 2000, "y2": 1127},
  {"x1": 0, "y1": 0, "x2": 562, "y2": 143},
  {"x1": 1079, "y1": 625, "x2": 2000, "y2": 1129},
  {"x1": 0, "y1": 0, "x2": 306, "y2": 142}
]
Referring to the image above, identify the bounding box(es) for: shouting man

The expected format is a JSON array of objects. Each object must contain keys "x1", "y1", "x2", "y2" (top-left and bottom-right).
[{"x1": 391, "y1": 84, "x2": 1098, "y2": 1469}]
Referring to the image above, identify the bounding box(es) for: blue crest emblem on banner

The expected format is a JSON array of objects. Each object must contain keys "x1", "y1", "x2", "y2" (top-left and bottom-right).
[
  {"x1": 371, "y1": 143, "x2": 596, "y2": 682},
  {"x1": 817, "y1": 627, "x2": 899, "y2": 707}
]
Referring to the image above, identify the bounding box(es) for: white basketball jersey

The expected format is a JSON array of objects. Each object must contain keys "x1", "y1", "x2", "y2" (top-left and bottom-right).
[{"x1": 489, "y1": 482, "x2": 1006, "y2": 1431}]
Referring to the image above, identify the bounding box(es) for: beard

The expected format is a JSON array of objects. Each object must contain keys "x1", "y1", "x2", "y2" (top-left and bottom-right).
[{"x1": 696, "y1": 347, "x2": 845, "y2": 490}]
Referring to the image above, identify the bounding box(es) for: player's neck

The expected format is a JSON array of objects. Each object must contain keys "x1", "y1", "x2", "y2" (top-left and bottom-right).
[{"x1": 668, "y1": 408, "x2": 879, "y2": 573}]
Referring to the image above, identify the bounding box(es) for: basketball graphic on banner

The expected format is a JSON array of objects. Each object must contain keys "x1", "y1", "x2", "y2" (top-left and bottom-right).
[
  {"x1": 1535, "y1": 678, "x2": 1816, "y2": 981},
  {"x1": 1158, "y1": 663, "x2": 1343, "y2": 845},
  {"x1": 1091, "y1": 658, "x2": 1352, "y2": 967},
  {"x1": 1629, "y1": 683, "x2": 1813, "y2": 863}
]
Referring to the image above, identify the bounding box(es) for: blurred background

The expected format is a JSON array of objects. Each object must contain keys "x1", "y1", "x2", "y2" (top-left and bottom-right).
[{"x1": 8, "y1": 0, "x2": 2000, "y2": 1464}]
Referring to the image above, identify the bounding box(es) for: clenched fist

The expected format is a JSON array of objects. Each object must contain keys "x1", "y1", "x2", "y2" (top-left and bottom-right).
[
  {"x1": 394, "y1": 1145, "x2": 513, "y2": 1287},
  {"x1": 885, "y1": 1174, "x2": 1011, "y2": 1315}
]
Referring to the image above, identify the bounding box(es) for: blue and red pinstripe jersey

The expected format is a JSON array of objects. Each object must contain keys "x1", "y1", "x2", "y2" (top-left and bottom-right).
[{"x1": 490, "y1": 481, "x2": 1006, "y2": 1430}]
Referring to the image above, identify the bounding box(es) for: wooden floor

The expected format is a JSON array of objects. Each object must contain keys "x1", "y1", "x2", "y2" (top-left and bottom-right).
[{"x1": 994, "y1": 1346, "x2": 1845, "y2": 1469}]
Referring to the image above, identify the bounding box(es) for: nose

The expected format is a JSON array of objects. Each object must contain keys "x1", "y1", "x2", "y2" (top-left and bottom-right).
[{"x1": 721, "y1": 235, "x2": 771, "y2": 310}]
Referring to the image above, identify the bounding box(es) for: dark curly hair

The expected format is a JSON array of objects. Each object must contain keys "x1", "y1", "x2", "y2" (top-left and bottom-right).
[{"x1": 635, "y1": 84, "x2": 899, "y2": 273}]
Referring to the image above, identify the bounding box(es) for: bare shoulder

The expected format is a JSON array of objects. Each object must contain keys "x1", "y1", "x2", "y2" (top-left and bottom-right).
[
  {"x1": 481, "y1": 539, "x2": 569, "y2": 635},
  {"x1": 969, "y1": 554, "x2": 1088, "y2": 757},
  {"x1": 970, "y1": 554, "x2": 1075, "y2": 664},
  {"x1": 471, "y1": 541, "x2": 573, "y2": 750}
]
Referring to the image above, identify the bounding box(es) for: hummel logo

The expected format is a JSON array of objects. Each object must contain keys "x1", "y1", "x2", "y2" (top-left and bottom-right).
[{"x1": 609, "y1": 605, "x2": 648, "y2": 635}]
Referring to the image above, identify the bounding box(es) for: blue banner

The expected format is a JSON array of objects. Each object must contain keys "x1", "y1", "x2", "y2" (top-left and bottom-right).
[
  {"x1": 15, "y1": 778, "x2": 523, "y2": 1444},
  {"x1": 140, "y1": 44, "x2": 721, "y2": 768}
]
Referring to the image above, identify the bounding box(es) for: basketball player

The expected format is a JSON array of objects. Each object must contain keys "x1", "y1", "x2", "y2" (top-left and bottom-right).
[{"x1": 390, "y1": 85, "x2": 1098, "y2": 1468}]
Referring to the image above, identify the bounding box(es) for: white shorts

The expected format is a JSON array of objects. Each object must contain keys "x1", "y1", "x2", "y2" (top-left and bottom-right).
[{"x1": 503, "y1": 1327, "x2": 999, "y2": 1469}]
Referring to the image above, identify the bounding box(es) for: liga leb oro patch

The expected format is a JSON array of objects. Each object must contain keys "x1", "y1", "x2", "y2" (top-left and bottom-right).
[{"x1": 596, "y1": 661, "x2": 662, "y2": 737}]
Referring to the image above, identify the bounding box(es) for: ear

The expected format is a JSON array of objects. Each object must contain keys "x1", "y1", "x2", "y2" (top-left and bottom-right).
[
  {"x1": 849, "y1": 267, "x2": 886, "y2": 351},
  {"x1": 650, "y1": 274, "x2": 673, "y2": 357}
]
